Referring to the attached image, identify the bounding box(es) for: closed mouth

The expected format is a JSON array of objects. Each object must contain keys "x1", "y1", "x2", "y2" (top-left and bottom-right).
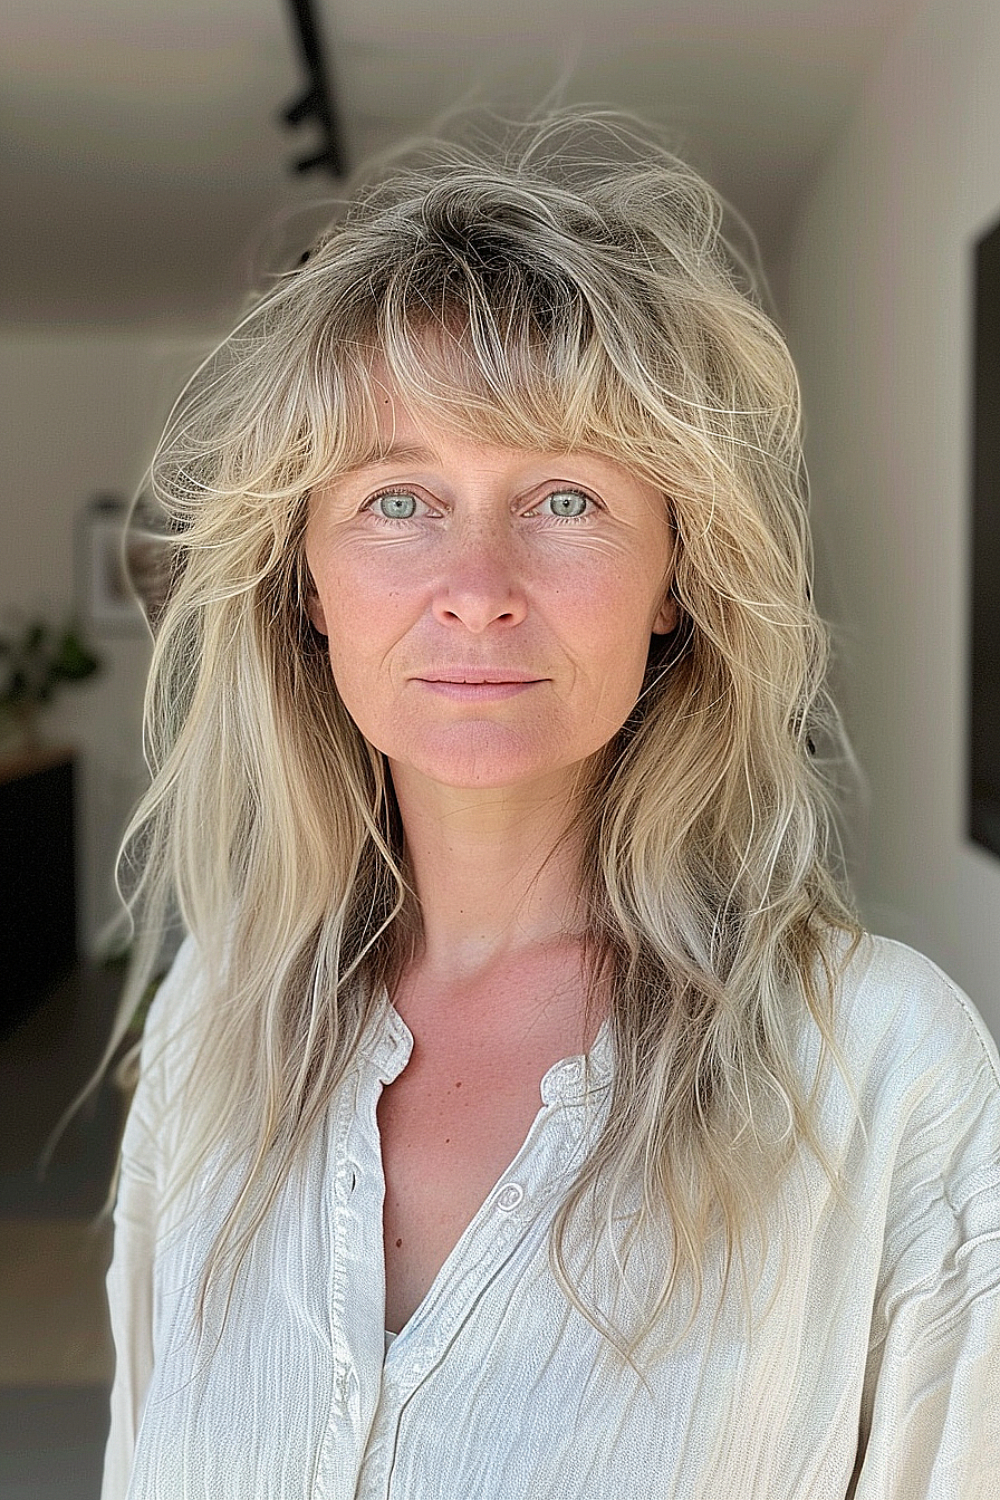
[{"x1": 419, "y1": 672, "x2": 543, "y2": 684}]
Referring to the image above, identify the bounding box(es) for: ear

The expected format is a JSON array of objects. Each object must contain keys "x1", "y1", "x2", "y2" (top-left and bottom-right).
[
  {"x1": 651, "y1": 594, "x2": 678, "y2": 635},
  {"x1": 305, "y1": 588, "x2": 329, "y2": 637}
]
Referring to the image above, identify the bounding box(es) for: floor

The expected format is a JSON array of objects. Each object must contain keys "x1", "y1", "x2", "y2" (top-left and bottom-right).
[{"x1": 0, "y1": 966, "x2": 127, "y2": 1498}]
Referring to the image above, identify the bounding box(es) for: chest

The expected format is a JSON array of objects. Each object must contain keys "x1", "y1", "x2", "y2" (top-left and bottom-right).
[
  {"x1": 377, "y1": 1036, "x2": 553, "y2": 1332},
  {"x1": 376, "y1": 948, "x2": 599, "y2": 1333},
  {"x1": 136, "y1": 1126, "x2": 862, "y2": 1500},
  {"x1": 133, "y1": 1012, "x2": 868, "y2": 1499}
]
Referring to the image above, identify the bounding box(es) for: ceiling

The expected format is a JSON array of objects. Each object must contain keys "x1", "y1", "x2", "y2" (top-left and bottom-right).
[{"x1": 2, "y1": 0, "x2": 913, "y2": 328}]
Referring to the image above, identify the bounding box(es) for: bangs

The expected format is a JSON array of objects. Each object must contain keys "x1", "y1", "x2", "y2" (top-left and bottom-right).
[{"x1": 304, "y1": 232, "x2": 688, "y2": 491}]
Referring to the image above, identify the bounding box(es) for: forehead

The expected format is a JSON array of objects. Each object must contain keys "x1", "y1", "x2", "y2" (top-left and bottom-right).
[
  {"x1": 340, "y1": 377, "x2": 584, "y2": 480},
  {"x1": 343, "y1": 357, "x2": 579, "y2": 472},
  {"x1": 338, "y1": 331, "x2": 574, "y2": 464},
  {"x1": 322, "y1": 338, "x2": 672, "y2": 500}
]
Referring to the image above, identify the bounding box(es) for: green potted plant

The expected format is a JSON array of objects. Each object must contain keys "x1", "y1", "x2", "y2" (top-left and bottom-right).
[{"x1": 0, "y1": 615, "x2": 101, "y2": 754}]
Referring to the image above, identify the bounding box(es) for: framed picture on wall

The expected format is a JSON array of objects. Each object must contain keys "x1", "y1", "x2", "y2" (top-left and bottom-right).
[{"x1": 78, "y1": 493, "x2": 146, "y2": 632}]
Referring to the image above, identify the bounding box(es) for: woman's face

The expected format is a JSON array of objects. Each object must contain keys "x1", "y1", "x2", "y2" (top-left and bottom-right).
[{"x1": 304, "y1": 384, "x2": 677, "y2": 797}]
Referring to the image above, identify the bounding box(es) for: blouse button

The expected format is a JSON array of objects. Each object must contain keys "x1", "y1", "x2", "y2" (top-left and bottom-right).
[{"x1": 494, "y1": 1182, "x2": 525, "y2": 1212}]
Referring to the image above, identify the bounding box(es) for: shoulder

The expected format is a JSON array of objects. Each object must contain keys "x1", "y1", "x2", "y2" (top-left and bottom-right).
[
  {"x1": 832, "y1": 932, "x2": 999, "y2": 1081},
  {"x1": 823, "y1": 931, "x2": 1000, "y2": 1161},
  {"x1": 115, "y1": 935, "x2": 208, "y2": 1190},
  {"x1": 137, "y1": 934, "x2": 208, "y2": 1093}
]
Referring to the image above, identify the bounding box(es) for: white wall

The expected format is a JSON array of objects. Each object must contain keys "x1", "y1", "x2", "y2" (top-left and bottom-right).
[
  {"x1": 0, "y1": 331, "x2": 212, "y2": 954},
  {"x1": 786, "y1": 0, "x2": 1000, "y2": 1038}
]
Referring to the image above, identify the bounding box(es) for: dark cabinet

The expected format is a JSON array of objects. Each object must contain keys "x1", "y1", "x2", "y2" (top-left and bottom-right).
[{"x1": 0, "y1": 747, "x2": 77, "y2": 1034}]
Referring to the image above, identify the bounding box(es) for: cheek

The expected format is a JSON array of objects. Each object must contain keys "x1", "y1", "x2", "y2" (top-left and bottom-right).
[
  {"x1": 572, "y1": 568, "x2": 663, "y2": 659},
  {"x1": 308, "y1": 551, "x2": 377, "y2": 641},
  {"x1": 315, "y1": 569, "x2": 408, "y2": 694},
  {"x1": 596, "y1": 583, "x2": 668, "y2": 700}
]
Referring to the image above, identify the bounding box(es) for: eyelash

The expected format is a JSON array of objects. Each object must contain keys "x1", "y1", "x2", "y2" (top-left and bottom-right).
[
  {"x1": 530, "y1": 489, "x2": 596, "y2": 522},
  {"x1": 364, "y1": 486, "x2": 599, "y2": 524},
  {"x1": 364, "y1": 488, "x2": 434, "y2": 525}
]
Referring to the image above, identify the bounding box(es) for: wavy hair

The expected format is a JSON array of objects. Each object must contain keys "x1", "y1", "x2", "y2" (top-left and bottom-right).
[{"x1": 65, "y1": 107, "x2": 858, "y2": 1358}]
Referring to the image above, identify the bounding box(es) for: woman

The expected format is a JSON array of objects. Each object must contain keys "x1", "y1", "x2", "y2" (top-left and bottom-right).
[{"x1": 96, "y1": 110, "x2": 999, "y2": 1496}]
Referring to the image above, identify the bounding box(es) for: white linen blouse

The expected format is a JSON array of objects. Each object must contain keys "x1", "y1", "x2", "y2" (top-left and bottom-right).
[{"x1": 101, "y1": 934, "x2": 1000, "y2": 1499}]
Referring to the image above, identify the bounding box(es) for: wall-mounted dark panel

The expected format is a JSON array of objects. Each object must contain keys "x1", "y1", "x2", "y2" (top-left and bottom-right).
[
  {"x1": 969, "y1": 214, "x2": 1000, "y2": 857},
  {"x1": 0, "y1": 750, "x2": 77, "y2": 1033}
]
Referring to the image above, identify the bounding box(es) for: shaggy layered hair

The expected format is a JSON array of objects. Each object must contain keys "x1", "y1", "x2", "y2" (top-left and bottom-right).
[{"x1": 70, "y1": 108, "x2": 858, "y2": 1357}]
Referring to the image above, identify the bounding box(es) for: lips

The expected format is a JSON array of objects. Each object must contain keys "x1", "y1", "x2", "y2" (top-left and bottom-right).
[
  {"x1": 412, "y1": 670, "x2": 545, "y2": 702},
  {"x1": 417, "y1": 669, "x2": 544, "y2": 684}
]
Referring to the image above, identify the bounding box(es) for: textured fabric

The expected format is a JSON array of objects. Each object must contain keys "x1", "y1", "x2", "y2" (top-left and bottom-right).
[{"x1": 102, "y1": 935, "x2": 1000, "y2": 1499}]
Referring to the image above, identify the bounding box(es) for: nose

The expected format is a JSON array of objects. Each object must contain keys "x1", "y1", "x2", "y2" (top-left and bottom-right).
[{"x1": 431, "y1": 523, "x2": 528, "y2": 633}]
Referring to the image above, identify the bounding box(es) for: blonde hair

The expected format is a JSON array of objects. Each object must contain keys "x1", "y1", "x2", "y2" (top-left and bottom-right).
[{"x1": 68, "y1": 107, "x2": 858, "y2": 1358}]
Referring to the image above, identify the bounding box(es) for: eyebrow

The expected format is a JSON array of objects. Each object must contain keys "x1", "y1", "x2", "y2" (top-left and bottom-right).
[{"x1": 349, "y1": 442, "x2": 441, "y2": 472}]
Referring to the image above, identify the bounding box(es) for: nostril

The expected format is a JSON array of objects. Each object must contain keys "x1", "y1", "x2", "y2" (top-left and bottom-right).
[{"x1": 436, "y1": 599, "x2": 524, "y2": 629}]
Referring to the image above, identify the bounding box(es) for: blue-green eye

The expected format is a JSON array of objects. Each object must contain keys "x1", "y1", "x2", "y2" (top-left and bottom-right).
[
  {"x1": 372, "y1": 491, "x2": 417, "y2": 519},
  {"x1": 545, "y1": 490, "x2": 590, "y2": 518}
]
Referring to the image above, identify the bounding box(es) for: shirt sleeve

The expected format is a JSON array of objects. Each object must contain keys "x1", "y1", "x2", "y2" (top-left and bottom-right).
[
  {"x1": 100, "y1": 938, "x2": 199, "y2": 1500},
  {"x1": 850, "y1": 974, "x2": 1000, "y2": 1499}
]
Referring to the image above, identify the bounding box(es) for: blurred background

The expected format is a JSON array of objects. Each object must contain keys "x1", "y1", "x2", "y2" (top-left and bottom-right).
[{"x1": 3, "y1": 0, "x2": 1000, "y2": 1492}]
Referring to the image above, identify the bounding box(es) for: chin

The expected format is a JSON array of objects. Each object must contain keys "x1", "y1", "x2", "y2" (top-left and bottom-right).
[{"x1": 382, "y1": 725, "x2": 575, "y2": 793}]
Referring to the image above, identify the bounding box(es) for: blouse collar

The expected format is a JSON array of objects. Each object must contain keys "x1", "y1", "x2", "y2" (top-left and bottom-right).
[{"x1": 360, "y1": 992, "x2": 614, "y2": 1106}]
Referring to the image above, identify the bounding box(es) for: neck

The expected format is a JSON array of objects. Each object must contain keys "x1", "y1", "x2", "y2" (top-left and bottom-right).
[{"x1": 388, "y1": 763, "x2": 590, "y2": 983}]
